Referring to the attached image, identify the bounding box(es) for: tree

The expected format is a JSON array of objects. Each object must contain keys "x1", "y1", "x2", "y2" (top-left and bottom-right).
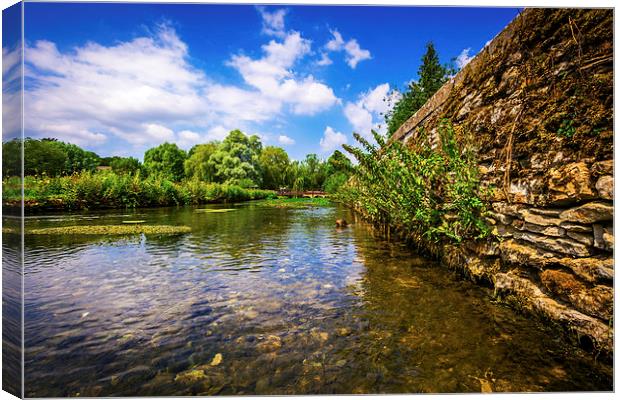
[
  {"x1": 323, "y1": 150, "x2": 353, "y2": 193},
  {"x1": 386, "y1": 42, "x2": 449, "y2": 136},
  {"x1": 61, "y1": 142, "x2": 100, "y2": 174},
  {"x1": 23, "y1": 138, "x2": 68, "y2": 176},
  {"x1": 210, "y1": 130, "x2": 262, "y2": 186},
  {"x1": 143, "y1": 142, "x2": 187, "y2": 181},
  {"x1": 184, "y1": 142, "x2": 219, "y2": 182},
  {"x1": 110, "y1": 157, "x2": 142, "y2": 175},
  {"x1": 2, "y1": 139, "x2": 21, "y2": 178},
  {"x1": 259, "y1": 146, "x2": 290, "y2": 189}
]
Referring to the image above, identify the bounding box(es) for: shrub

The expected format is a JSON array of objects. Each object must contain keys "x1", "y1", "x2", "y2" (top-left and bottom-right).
[{"x1": 342, "y1": 119, "x2": 489, "y2": 243}]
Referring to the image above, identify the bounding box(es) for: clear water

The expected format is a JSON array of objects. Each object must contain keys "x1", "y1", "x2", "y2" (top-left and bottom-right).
[{"x1": 20, "y1": 203, "x2": 612, "y2": 396}]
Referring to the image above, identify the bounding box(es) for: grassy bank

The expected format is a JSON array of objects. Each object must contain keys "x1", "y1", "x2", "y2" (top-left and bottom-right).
[{"x1": 2, "y1": 172, "x2": 276, "y2": 210}]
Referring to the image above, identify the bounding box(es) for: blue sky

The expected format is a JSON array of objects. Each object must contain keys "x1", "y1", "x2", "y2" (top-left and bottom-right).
[{"x1": 16, "y1": 2, "x2": 519, "y2": 160}]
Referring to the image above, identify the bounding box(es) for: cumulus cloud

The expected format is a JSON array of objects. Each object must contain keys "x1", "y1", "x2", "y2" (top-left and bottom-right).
[
  {"x1": 3, "y1": 45, "x2": 22, "y2": 139},
  {"x1": 228, "y1": 31, "x2": 339, "y2": 115},
  {"x1": 257, "y1": 7, "x2": 287, "y2": 38},
  {"x1": 344, "y1": 103, "x2": 373, "y2": 138},
  {"x1": 343, "y1": 39, "x2": 371, "y2": 68},
  {"x1": 455, "y1": 47, "x2": 474, "y2": 69},
  {"x1": 316, "y1": 52, "x2": 332, "y2": 66},
  {"x1": 323, "y1": 29, "x2": 371, "y2": 69},
  {"x1": 325, "y1": 30, "x2": 345, "y2": 51},
  {"x1": 319, "y1": 126, "x2": 347, "y2": 153},
  {"x1": 24, "y1": 24, "x2": 210, "y2": 148},
  {"x1": 344, "y1": 83, "x2": 399, "y2": 139},
  {"x1": 277, "y1": 135, "x2": 295, "y2": 145},
  {"x1": 22, "y1": 22, "x2": 339, "y2": 153}
]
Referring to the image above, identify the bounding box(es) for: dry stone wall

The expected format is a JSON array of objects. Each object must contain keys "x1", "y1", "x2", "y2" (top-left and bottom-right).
[{"x1": 392, "y1": 9, "x2": 613, "y2": 356}]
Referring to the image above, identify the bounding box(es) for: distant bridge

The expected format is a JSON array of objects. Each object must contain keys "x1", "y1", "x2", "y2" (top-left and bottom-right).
[{"x1": 276, "y1": 190, "x2": 328, "y2": 198}]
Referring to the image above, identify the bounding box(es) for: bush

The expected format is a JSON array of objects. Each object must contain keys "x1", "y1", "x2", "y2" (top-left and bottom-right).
[
  {"x1": 3, "y1": 171, "x2": 275, "y2": 210},
  {"x1": 342, "y1": 119, "x2": 489, "y2": 243}
]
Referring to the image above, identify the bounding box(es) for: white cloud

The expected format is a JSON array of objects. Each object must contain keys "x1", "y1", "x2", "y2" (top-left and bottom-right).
[
  {"x1": 206, "y1": 125, "x2": 230, "y2": 141},
  {"x1": 325, "y1": 30, "x2": 345, "y2": 51},
  {"x1": 176, "y1": 129, "x2": 202, "y2": 149},
  {"x1": 228, "y1": 31, "x2": 338, "y2": 115},
  {"x1": 277, "y1": 135, "x2": 295, "y2": 145},
  {"x1": 24, "y1": 25, "x2": 210, "y2": 148},
  {"x1": 258, "y1": 7, "x2": 287, "y2": 38},
  {"x1": 456, "y1": 47, "x2": 474, "y2": 69},
  {"x1": 344, "y1": 39, "x2": 371, "y2": 69},
  {"x1": 2, "y1": 45, "x2": 22, "y2": 139},
  {"x1": 22, "y1": 23, "x2": 339, "y2": 153},
  {"x1": 344, "y1": 83, "x2": 398, "y2": 139},
  {"x1": 344, "y1": 102, "x2": 373, "y2": 137},
  {"x1": 359, "y1": 83, "x2": 392, "y2": 115},
  {"x1": 320, "y1": 126, "x2": 347, "y2": 153},
  {"x1": 323, "y1": 29, "x2": 371, "y2": 69},
  {"x1": 316, "y1": 52, "x2": 332, "y2": 66}
]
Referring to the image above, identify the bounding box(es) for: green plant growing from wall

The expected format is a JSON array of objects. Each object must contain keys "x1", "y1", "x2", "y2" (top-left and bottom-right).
[
  {"x1": 557, "y1": 119, "x2": 576, "y2": 138},
  {"x1": 341, "y1": 119, "x2": 489, "y2": 243}
]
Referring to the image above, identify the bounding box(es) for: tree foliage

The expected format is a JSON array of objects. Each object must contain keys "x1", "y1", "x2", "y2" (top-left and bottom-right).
[
  {"x1": 386, "y1": 42, "x2": 450, "y2": 136},
  {"x1": 143, "y1": 142, "x2": 187, "y2": 181},
  {"x1": 2, "y1": 138, "x2": 100, "y2": 178},
  {"x1": 259, "y1": 146, "x2": 290, "y2": 190},
  {"x1": 184, "y1": 142, "x2": 219, "y2": 182},
  {"x1": 110, "y1": 157, "x2": 141, "y2": 175},
  {"x1": 5, "y1": 130, "x2": 349, "y2": 195}
]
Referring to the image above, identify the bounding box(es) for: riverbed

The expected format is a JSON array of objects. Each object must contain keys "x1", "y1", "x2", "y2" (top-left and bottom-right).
[{"x1": 20, "y1": 202, "x2": 612, "y2": 396}]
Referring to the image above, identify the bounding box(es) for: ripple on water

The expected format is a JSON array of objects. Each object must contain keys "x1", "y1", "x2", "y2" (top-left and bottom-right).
[{"x1": 22, "y1": 206, "x2": 612, "y2": 396}]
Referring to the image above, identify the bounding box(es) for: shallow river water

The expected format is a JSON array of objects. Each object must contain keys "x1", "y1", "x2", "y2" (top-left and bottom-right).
[{"x1": 21, "y1": 202, "x2": 611, "y2": 396}]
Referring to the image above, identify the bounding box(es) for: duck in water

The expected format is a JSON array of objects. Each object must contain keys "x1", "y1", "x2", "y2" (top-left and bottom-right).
[{"x1": 335, "y1": 219, "x2": 348, "y2": 228}]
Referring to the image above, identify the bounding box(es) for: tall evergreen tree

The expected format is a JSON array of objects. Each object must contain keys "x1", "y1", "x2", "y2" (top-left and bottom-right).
[{"x1": 386, "y1": 42, "x2": 449, "y2": 136}]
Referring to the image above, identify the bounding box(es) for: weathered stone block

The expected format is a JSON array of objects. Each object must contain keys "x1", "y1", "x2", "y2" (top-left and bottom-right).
[
  {"x1": 566, "y1": 231, "x2": 594, "y2": 246},
  {"x1": 492, "y1": 223, "x2": 515, "y2": 238},
  {"x1": 591, "y1": 160, "x2": 613, "y2": 176},
  {"x1": 540, "y1": 270, "x2": 613, "y2": 321},
  {"x1": 499, "y1": 240, "x2": 613, "y2": 282},
  {"x1": 494, "y1": 272, "x2": 612, "y2": 354},
  {"x1": 518, "y1": 209, "x2": 563, "y2": 226},
  {"x1": 529, "y1": 208, "x2": 563, "y2": 217},
  {"x1": 513, "y1": 231, "x2": 591, "y2": 257},
  {"x1": 521, "y1": 222, "x2": 565, "y2": 237},
  {"x1": 559, "y1": 202, "x2": 613, "y2": 224},
  {"x1": 465, "y1": 239, "x2": 500, "y2": 256},
  {"x1": 492, "y1": 202, "x2": 526, "y2": 217},
  {"x1": 487, "y1": 211, "x2": 513, "y2": 225},
  {"x1": 593, "y1": 224, "x2": 605, "y2": 250},
  {"x1": 547, "y1": 162, "x2": 596, "y2": 205},
  {"x1": 595, "y1": 175, "x2": 613, "y2": 200},
  {"x1": 559, "y1": 222, "x2": 592, "y2": 233},
  {"x1": 602, "y1": 226, "x2": 613, "y2": 251}
]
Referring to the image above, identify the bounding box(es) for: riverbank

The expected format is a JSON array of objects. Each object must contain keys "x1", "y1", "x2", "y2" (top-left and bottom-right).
[{"x1": 2, "y1": 173, "x2": 277, "y2": 211}]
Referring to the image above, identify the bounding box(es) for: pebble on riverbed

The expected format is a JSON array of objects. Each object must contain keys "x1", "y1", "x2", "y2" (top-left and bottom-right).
[{"x1": 256, "y1": 335, "x2": 282, "y2": 353}]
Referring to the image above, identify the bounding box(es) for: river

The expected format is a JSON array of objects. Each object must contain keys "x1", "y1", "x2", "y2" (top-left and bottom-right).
[{"x1": 19, "y1": 202, "x2": 611, "y2": 396}]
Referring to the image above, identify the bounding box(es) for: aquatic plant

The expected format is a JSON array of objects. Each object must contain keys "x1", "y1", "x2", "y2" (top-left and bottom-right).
[
  {"x1": 256, "y1": 197, "x2": 332, "y2": 209},
  {"x1": 26, "y1": 225, "x2": 191, "y2": 235}
]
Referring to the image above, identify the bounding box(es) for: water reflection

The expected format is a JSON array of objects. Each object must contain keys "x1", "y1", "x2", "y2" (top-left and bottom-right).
[{"x1": 23, "y1": 203, "x2": 611, "y2": 396}]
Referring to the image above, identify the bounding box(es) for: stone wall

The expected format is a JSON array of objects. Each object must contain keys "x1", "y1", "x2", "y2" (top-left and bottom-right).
[{"x1": 392, "y1": 9, "x2": 613, "y2": 356}]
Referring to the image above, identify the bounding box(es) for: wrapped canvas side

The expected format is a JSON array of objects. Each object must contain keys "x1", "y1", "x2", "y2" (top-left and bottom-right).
[{"x1": 2, "y1": 1, "x2": 24, "y2": 398}]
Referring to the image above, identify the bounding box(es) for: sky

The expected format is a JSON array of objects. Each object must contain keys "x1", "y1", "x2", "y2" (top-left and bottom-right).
[{"x1": 6, "y1": 2, "x2": 519, "y2": 160}]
